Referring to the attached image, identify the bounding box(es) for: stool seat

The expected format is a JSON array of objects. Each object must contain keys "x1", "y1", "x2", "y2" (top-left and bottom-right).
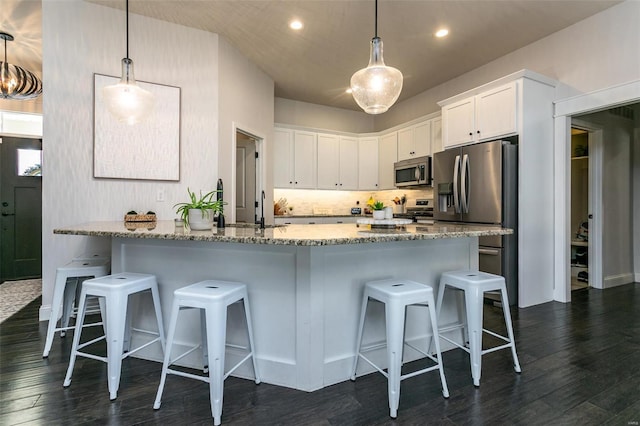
[
  {"x1": 435, "y1": 270, "x2": 521, "y2": 387},
  {"x1": 43, "y1": 258, "x2": 110, "y2": 358},
  {"x1": 352, "y1": 279, "x2": 449, "y2": 419},
  {"x1": 154, "y1": 280, "x2": 260, "y2": 426},
  {"x1": 63, "y1": 272, "x2": 165, "y2": 400}
]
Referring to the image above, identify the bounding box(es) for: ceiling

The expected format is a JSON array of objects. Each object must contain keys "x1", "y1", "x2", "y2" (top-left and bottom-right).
[{"x1": 2, "y1": 0, "x2": 621, "y2": 112}]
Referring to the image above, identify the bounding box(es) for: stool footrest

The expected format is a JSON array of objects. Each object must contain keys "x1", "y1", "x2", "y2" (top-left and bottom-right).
[
  {"x1": 482, "y1": 343, "x2": 513, "y2": 356},
  {"x1": 168, "y1": 344, "x2": 202, "y2": 367},
  {"x1": 76, "y1": 351, "x2": 108, "y2": 363},
  {"x1": 77, "y1": 335, "x2": 106, "y2": 350},
  {"x1": 167, "y1": 368, "x2": 210, "y2": 384},
  {"x1": 54, "y1": 321, "x2": 103, "y2": 333},
  {"x1": 357, "y1": 353, "x2": 389, "y2": 379},
  {"x1": 224, "y1": 352, "x2": 254, "y2": 381},
  {"x1": 123, "y1": 337, "x2": 162, "y2": 359},
  {"x1": 401, "y1": 364, "x2": 441, "y2": 381},
  {"x1": 482, "y1": 328, "x2": 510, "y2": 343}
]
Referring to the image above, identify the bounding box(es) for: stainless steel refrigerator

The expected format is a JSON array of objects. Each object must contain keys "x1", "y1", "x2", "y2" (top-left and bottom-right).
[{"x1": 433, "y1": 140, "x2": 518, "y2": 305}]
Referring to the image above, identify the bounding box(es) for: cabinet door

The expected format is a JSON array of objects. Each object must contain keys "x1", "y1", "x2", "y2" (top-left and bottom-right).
[
  {"x1": 431, "y1": 117, "x2": 443, "y2": 154},
  {"x1": 293, "y1": 131, "x2": 317, "y2": 188},
  {"x1": 378, "y1": 132, "x2": 397, "y2": 190},
  {"x1": 397, "y1": 127, "x2": 414, "y2": 161},
  {"x1": 273, "y1": 128, "x2": 293, "y2": 188},
  {"x1": 316, "y1": 133, "x2": 340, "y2": 189},
  {"x1": 475, "y1": 82, "x2": 517, "y2": 141},
  {"x1": 413, "y1": 120, "x2": 431, "y2": 157},
  {"x1": 339, "y1": 136, "x2": 359, "y2": 190},
  {"x1": 358, "y1": 137, "x2": 379, "y2": 190},
  {"x1": 442, "y1": 97, "x2": 475, "y2": 149}
]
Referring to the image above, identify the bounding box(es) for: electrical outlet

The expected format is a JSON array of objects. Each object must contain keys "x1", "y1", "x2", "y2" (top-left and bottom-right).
[{"x1": 156, "y1": 188, "x2": 165, "y2": 202}]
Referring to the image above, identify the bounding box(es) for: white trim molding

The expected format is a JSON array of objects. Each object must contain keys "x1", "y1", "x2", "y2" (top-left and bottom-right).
[
  {"x1": 604, "y1": 273, "x2": 635, "y2": 289},
  {"x1": 555, "y1": 80, "x2": 640, "y2": 118}
]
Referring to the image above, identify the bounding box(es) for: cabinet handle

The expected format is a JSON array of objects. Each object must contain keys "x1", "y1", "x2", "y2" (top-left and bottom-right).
[
  {"x1": 335, "y1": 183, "x2": 338, "y2": 186},
  {"x1": 339, "y1": 183, "x2": 342, "y2": 186},
  {"x1": 469, "y1": 132, "x2": 473, "y2": 136},
  {"x1": 289, "y1": 181, "x2": 292, "y2": 184},
  {"x1": 295, "y1": 181, "x2": 298, "y2": 184},
  {"x1": 477, "y1": 130, "x2": 480, "y2": 134}
]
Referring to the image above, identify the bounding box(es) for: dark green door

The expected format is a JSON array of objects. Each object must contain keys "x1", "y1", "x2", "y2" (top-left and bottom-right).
[{"x1": 0, "y1": 136, "x2": 42, "y2": 281}]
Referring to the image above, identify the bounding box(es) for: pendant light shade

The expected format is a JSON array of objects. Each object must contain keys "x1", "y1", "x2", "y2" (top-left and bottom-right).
[
  {"x1": 0, "y1": 32, "x2": 43, "y2": 100},
  {"x1": 103, "y1": 0, "x2": 154, "y2": 125},
  {"x1": 350, "y1": 0, "x2": 403, "y2": 114}
]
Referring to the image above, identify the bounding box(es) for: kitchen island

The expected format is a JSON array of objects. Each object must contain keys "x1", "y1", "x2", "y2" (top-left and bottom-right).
[{"x1": 54, "y1": 221, "x2": 511, "y2": 391}]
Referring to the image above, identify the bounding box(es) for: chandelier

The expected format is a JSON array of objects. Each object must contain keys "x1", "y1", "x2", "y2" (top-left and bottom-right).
[{"x1": 0, "y1": 32, "x2": 42, "y2": 100}]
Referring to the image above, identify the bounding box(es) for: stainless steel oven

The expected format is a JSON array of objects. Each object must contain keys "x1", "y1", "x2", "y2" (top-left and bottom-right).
[{"x1": 394, "y1": 156, "x2": 432, "y2": 187}]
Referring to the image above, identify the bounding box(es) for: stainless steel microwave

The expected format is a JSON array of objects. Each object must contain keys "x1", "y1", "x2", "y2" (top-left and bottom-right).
[{"x1": 394, "y1": 156, "x2": 432, "y2": 187}]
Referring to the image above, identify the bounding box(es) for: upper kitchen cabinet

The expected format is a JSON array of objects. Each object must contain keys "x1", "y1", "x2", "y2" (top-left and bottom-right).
[
  {"x1": 397, "y1": 120, "x2": 431, "y2": 161},
  {"x1": 273, "y1": 128, "x2": 317, "y2": 188},
  {"x1": 378, "y1": 132, "x2": 398, "y2": 190},
  {"x1": 441, "y1": 81, "x2": 517, "y2": 149},
  {"x1": 317, "y1": 134, "x2": 358, "y2": 190},
  {"x1": 358, "y1": 136, "x2": 379, "y2": 190}
]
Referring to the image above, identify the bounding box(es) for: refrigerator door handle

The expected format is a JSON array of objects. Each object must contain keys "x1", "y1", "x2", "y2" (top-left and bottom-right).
[
  {"x1": 453, "y1": 155, "x2": 461, "y2": 213},
  {"x1": 461, "y1": 153, "x2": 470, "y2": 213}
]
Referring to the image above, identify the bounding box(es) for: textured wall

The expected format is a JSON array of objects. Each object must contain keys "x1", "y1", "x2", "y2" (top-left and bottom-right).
[
  {"x1": 41, "y1": 0, "x2": 220, "y2": 317},
  {"x1": 275, "y1": 98, "x2": 374, "y2": 134}
]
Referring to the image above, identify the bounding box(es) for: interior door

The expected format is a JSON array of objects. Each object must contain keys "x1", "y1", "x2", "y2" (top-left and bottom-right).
[
  {"x1": 0, "y1": 137, "x2": 43, "y2": 281},
  {"x1": 235, "y1": 134, "x2": 256, "y2": 223}
]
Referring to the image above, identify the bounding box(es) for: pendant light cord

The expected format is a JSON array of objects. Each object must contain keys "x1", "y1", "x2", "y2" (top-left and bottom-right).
[
  {"x1": 125, "y1": 0, "x2": 130, "y2": 59},
  {"x1": 374, "y1": 0, "x2": 378, "y2": 38}
]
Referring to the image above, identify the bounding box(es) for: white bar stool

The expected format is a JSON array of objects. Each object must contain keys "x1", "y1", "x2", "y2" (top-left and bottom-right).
[
  {"x1": 153, "y1": 280, "x2": 260, "y2": 426},
  {"x1": 351, "y1": 279, "x2": 449, "y2": 419},
  {"x1": 63, "y1": 272, "x2": 166, "y2": 400},
  {"x1": 42, "y1": 257, "x2": 110, "y2": 358},
  {"x1": 435, "y1": 270, "x2": 521, "y2": 387}
]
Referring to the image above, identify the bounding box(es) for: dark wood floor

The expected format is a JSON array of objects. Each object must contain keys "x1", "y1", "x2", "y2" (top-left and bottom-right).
[{"x1": 1, "y1": 283, "x2": 639, "y2": 425}]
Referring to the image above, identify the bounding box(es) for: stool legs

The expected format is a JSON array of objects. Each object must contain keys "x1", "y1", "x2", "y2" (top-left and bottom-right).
[
  {"x1": 426, "y1": 297, "x2": 450, "y2": 399},
  {"x1": 63, "y1": 288, "x2": 88, "y2": 388},
  {"x1": 153, "y1": 299, "x2": 180, "y2": 410},
  {"x1": 385, "y1": 299, "x2": 405, "y2": 418},
  {"x1": 500, "y1": 286, "x2": 521, "y2": 374},
  {"x1": 463, "y1": 287, "x2": 484, "y2": 387},
  {"x1": 242, "y1": 297, "x2": 261, "y2": 384},
  {"x1": 105, "y1": 291, "x2": 128, "y2": 400},
  {"x1": 43, "y1": 273, "x2": 70, "y2": 357},
  {"x1": 350, "y1": 293, "x2": 370, "y2": 381},
  {"x1": 205, "y1": 304, "x2": 226, "y2": 426}
]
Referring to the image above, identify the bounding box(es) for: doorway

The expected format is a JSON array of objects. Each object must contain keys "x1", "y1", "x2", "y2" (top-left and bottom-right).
[
  {"x1": 235, "y1": 131, "x2": 258, "y2": 223},
  {"x1": 0, "y1": 137, "x2": 43, "y2": 281},
  {"x1": 569, "y1": 127, "x2": 591, "y2": 291}
]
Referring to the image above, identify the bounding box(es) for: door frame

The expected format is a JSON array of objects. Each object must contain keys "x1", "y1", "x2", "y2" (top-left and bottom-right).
[
  {"x1": 571, "y1": 119, "x2": 603, "y2": 290},
  {"x1": 553, "y1": 79, "x2": 640, "y2": 303},
  {"x1": 231, "y1": 122, "x2": 264, "y2": 224}
]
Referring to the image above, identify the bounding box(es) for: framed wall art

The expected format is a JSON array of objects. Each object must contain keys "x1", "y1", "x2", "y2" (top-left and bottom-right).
[{"x1": 93, "y1": 74, "x2": 181, "y2": 181}]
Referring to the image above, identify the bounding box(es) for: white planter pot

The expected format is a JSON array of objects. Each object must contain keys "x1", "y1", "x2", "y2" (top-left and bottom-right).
[
  {"x1": 188, "y1": 209, "x2": 214, "y2": 230},
  {"x1": 372, "y1": 210, "x2": 385, "y2": 220}
]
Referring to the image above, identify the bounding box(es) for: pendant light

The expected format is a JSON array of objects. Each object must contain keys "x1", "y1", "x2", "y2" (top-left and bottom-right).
[
  {"x1": 103, "y1": 0, "x2": 154, "y2": 125},
  {"x1": 350, "y1": 0, "x2": 403, "y2": 115},
  {"x1": 0, "y1": 32, "x2": 43, "y2": 100}
]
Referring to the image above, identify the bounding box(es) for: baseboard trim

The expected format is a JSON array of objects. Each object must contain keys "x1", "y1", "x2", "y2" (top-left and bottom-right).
[
  {"x1": 39, "y1": 305, "x2": 51, "y2": 322},
  {"x1": 603, "y1": 273, "x2": 634, "y2": 288},
  {"x1": 635, "y1": 272, "x2": 640, "y2": 283}
]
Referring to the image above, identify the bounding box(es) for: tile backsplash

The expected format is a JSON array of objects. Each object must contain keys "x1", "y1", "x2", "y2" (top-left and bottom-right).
[{"x1": 274, "y1": 188, "x2": 433, "y2": 216}]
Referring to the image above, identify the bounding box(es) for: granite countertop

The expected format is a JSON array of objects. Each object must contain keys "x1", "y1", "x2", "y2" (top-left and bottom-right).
[{"x1": 54, "y1": 221, "x2": 512, "y2": 246}]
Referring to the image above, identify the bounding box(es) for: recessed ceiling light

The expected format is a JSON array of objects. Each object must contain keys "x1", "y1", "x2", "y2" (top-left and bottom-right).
[
  {"x1": 435, "y1": 28, "x2": 449, "y2": 38},
  {"x1": 289, "y1": 20, "x2": 304, "y2": 30}
]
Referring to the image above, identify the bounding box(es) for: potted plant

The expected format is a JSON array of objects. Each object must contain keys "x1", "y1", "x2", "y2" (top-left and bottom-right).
[
  {"x1": 174, "y1": 188, "x2": 226, "y2": 230},
  {"x1": 371, "y1": 201, "x2": 386, "y2": 220}
]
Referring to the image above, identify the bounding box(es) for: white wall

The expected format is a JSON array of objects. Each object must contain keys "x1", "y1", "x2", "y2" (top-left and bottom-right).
[
  {"x1": 375, "y1": 0, "x2": 640, "y2": 131},
  {"x1": 218, "y1": 37, "x2": 275, "y2": 223},
  {"x1": 275, "y1": 98, "x2": 374, "y2": 134},
  {"x1": 41, "y1": 0, "x2": 220, "y2": 318},
  {"x1": 633, "y1": 105, "x2": 640, "y2": 282}
]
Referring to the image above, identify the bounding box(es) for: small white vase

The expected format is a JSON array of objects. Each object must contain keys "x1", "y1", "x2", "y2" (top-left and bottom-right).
[
  {"x1": 372, "y1": 210, "x2": 385, "y2": 220},
  {"x1": 188, "y1": 209, "x2": 214, "y2": 230}
]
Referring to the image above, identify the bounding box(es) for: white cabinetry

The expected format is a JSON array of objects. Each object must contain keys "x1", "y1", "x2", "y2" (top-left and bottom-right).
[
  {"x1": 358, "y1": 137, "x2": 379, "y2": 190},
  {"x1": 317, "y1": 134, "x2": 358, "y2": 190},
  {"x1": 397, "y1": 120, "x2": 431, "y2": 161},
  {"x1": 273, "y1": 128, "x2": 317, "y2": 188},
  {"x1": 378, "y1": 132, "x2": 398, "y2": 190},
  {"x1": 441, "y1": 82, "x2": 517, "y2": 149}
]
